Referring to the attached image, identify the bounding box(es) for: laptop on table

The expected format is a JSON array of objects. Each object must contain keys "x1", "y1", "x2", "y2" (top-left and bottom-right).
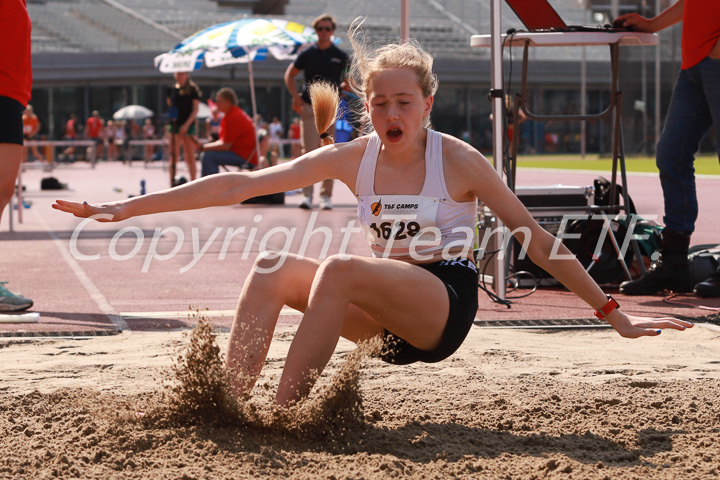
[{"x1": 505, "y1": 0, "x2": 631, "y2": 33}]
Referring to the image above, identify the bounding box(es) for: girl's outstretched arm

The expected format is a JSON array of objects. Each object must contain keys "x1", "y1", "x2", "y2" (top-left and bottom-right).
[{"x1": 53, "y1": 140, "x2": 364, "y2": 222}]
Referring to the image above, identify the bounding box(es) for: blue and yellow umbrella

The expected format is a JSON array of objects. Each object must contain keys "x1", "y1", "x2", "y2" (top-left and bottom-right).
[
  {"x1": 154, "y1": 18, "x2": 318, "y2": 73},
  {"x1": 155, "y1": 18, "x2": 321, "y2": 161}
]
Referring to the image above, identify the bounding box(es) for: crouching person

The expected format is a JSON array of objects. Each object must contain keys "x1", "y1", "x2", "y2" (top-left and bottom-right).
[{"x1": 200, "y1": 88, "x2": 259, "y2": 176}]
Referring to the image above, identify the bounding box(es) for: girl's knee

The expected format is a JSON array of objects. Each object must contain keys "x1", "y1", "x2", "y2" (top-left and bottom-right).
[
  {"x1": 315, "y1": 255, "x2": 357, "y2": 292},
  {"x1": 252, "y1": 252, "x2": 292, "y2": 278},
  {"x1": 319, "y1": 254, "x2": 355, "y2": 272}
]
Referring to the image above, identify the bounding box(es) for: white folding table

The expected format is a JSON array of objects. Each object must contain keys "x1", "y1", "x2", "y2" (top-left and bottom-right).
[{"x1": 471, "y1": 31, "x2": 658, "y2": 292}]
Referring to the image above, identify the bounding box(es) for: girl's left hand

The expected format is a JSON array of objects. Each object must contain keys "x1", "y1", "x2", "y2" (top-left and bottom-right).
[
  {"x1": 608, "y1": 311, "x2": 694, "y2": 338},
  {"x1": 52, "y1": 200, "x2": 128, "y2": 222}
]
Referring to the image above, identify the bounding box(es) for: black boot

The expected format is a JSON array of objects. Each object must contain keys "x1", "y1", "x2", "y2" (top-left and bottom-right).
[
  {"x1": 620, "y1": 229, "x2": 692, "y2": 295},
  {"x1": 694, "y1": 266, "x2": 720, "y2": 297}
]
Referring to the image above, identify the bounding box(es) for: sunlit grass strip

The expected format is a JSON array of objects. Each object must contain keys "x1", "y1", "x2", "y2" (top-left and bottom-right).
[{"x1": 485, "y1": 154, "x2": 719, "y2": 176}]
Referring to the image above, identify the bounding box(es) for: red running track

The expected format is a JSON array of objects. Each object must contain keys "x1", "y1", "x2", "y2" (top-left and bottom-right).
[{"x1": 2, "y1": 160, "x2": 719, "y2": 336}]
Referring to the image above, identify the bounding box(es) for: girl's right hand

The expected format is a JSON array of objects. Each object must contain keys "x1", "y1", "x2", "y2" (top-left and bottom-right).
[{"x1": 52, "y1": 200, "x2": 128, "y2": 222}]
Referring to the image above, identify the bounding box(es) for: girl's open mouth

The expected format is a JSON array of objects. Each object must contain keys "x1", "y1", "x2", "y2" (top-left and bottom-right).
[{"x1": 386, "y1": 128, "x2": 403, "y2": 140}]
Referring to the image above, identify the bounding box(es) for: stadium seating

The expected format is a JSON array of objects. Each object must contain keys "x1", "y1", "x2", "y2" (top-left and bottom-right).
[{"x1": 26, "y1": 0, "x2": 666, "y2": 64}]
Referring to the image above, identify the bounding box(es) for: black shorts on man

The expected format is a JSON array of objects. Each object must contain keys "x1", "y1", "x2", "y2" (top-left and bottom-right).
[{"x1": 0, "y1": 95, "x2": 25, "y2": 145}]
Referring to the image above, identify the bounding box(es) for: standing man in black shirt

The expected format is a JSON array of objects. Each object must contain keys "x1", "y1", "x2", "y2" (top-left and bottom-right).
[{"x1": 284, "y1": 13, "x2": 348, "y2": 210}]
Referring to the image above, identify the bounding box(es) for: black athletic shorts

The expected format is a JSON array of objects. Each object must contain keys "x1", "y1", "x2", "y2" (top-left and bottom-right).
[
  {"x1": 379, "y1": 257, "x2": 479, "y2": 365},
  {"x1": 0, "y1": 96, "x2": 25, "y2": 146}
]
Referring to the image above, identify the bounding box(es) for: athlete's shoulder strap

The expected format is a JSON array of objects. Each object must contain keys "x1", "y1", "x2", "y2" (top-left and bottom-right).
[{"x1": 354, "y1": 132, "x2": 381, "y2": 195}]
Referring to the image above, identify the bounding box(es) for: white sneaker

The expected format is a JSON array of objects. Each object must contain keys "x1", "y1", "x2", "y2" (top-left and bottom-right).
[
  {"x1": 299, "y1": 195, "x2": 313, "y2": 210},
  {"x1": 320, "y1": 196, "x2": 332, "y2": 210}
]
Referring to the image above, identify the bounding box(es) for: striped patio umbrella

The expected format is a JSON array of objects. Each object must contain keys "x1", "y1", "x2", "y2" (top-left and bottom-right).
[
  {"x1": 154, "y1": 18, "x2": 320, "y2": 161},
  {"x1": 154, "y1": 18, "x2": 317, "y2": 73}
]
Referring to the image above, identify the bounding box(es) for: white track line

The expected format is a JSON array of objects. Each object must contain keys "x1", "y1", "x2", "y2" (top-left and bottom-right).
[{"x1": 34, "y1": 210, "x2": 129, "y2": 331}]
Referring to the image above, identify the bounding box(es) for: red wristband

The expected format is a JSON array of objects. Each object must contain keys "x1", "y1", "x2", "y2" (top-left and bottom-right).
[{"x1": 593, "y1": 295, "x2": 619, "y2": 319}]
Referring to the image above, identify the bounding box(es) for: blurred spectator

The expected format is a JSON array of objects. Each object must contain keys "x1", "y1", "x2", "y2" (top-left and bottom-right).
[
  {"x1": 288, "y1": 117, "x2": 301, "y2": 159},
  {"x1": 545, "y1": 133, "x2": 558, "y2": 153},
  {"x1": 128, "y1": 119, "x2": 141, "y2": 139},
  {"x1": 22, "y1": 105, "x2": 45, "y2": 162},
  {"x1": 254, "y1": 113, "x2": 266, "y2": 131},
  {"x1": 114, "y1": 121, "x2": 127, "y2": 163},
  {"x1": 167, "y1": 71, "x2": 201, "y2": 185},
  {"x1": 268, "y1": 116, "x2": 284, "y2": 155},
  {"x1": 60, "y1": 113, "x2": 78, "y2": 161},
  {"x1": 206, "y1": 106, "x2": 222, "y2": 141},
  {"x1": 85, "y1": 110, "x2": 104, "y2": 161},
  {"x1": 127, "y1": 119, "x2": 141, "y2": 161},
  {"x1": 257, "y1": 128, "x2": 275, "y2": 169},
  {"x1": 64, "y1": 113, "x2": 78, "y2": 139},
  {"x1": 142, "y1": 118, "x2": 156, "y2": 162},
  {"x1": 199, "y1": 87, "x2": 258, "y2": 176},
  {"x1": 105, "y1": 120, "x2": 117, "y2": 161}
]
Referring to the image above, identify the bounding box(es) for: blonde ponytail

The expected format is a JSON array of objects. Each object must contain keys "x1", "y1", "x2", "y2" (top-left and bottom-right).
[{"x1": 308, "y1": 81, "x2": 339, "y2": 147}]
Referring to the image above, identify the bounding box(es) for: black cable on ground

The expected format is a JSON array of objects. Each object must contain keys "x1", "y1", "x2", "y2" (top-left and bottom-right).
[{"x1": 476, "y1": 246, "x2": 540, "y2": 308}]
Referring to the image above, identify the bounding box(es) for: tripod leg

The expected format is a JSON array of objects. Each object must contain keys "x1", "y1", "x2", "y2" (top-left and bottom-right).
[{"x1": 600, "y1": 212, "x2": 633, "y2": 281}]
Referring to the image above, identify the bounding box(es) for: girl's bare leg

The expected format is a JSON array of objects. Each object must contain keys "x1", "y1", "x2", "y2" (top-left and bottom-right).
[
  {"x1": 275, "y1": 255, "x2": 451, "y2": 406},
  {"x1": 225, "y1": 254, "x2": 322, "y2": 399}
]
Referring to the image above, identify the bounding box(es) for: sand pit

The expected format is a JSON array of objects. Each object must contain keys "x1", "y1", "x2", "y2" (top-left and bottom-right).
[{"x1": 1, "y1": 318, "x2": 720, "y2": 480}]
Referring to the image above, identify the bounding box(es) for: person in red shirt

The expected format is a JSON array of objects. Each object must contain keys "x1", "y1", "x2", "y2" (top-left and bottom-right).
[
  {"x1": 61, "y1": 113, "x2": 79, "y2": 161},
  {"x1": 199, "y1": 88, "x2": 258, "y2": 176},
  {"x1": 85, "y1": 110, "x2": 105, "y2": 161},
  {"x1": 64, "y1": 114, "x2": 78, "y2": 139},
  {"x1": 615, "y1": 1, "x2": 720, "y2": 297},
  {"x1": 0, "y1": 0, "x2": 34, "y2": 311}
]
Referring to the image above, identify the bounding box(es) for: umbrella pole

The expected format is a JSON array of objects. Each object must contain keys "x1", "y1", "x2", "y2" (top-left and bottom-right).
[{"x1": 247, "y1": 60, "x2": 262, "y2": 168}]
